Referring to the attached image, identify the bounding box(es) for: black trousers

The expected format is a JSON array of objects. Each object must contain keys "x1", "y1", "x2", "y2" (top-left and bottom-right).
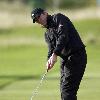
[{"x1": 60, "y1": 49, "x2": 87, "y2": 100}]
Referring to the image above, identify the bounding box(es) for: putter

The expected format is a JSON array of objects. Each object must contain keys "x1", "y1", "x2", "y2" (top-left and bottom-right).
[{"x1": 30, "y1": 70, "x2": 48, "y2": 100}]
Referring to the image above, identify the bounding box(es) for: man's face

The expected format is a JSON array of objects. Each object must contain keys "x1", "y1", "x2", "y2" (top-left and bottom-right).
[{"x1": 35, "y1": 12, "x2": 47, "y2": 26}]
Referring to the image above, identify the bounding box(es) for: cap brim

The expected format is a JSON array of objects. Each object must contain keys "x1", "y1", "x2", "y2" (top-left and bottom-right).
[{"x1": 33, "y1": 19, "x2": 35, "y2": 23}]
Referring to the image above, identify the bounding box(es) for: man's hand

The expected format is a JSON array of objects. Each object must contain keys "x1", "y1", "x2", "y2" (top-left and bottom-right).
[{"x1": 46, "y1": 53, "x2": 57, "y2": 72}]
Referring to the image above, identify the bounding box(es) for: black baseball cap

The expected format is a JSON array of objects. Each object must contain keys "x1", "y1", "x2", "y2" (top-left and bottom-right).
[{"x1": 31, "y1": 8, "x2": 44, "y2": 23}]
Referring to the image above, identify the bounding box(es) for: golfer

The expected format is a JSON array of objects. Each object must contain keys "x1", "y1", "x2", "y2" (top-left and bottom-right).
[{"x1": 31, "y1": 8, "x2": 87, "y2": 100}]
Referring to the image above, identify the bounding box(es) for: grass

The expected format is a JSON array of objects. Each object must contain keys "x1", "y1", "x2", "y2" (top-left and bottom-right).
[
  {"x1": 0, "y1": 19, "x2": 100, "y2": 100},
  {"x1": 74, "y1": 19, "x2": 100, "y2": 35},
  {"x1": 0, "y1": 26, "x2": 45, "y2": 38}
]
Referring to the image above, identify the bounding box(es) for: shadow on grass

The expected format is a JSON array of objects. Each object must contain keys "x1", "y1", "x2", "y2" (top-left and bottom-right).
[
  {"x1": 0, "y1": 80, "x2": 16, "y2": 90},
  {"x1": 1, "y1": 75, "x2": 98, "y2": 90},
  {"x1": 0, "y1": 75, "x2": 59, "y2": 90}
]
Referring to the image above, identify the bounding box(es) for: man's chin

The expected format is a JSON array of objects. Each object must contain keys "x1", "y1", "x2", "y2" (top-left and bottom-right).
[{"x1": 41, "y1": 24, "x2": 47, "y2": 28}]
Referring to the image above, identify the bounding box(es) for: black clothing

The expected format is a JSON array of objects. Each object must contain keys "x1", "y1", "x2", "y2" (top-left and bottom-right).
[
  {"x1": 45, "y1": 13, "x2": 85, "y2": 60},
  {"x1": 60, "y1": 48, "x2": 87, "y2": 100},
  {"x1": 44, "y1": 13, "x2": 87, "y2": 100}
]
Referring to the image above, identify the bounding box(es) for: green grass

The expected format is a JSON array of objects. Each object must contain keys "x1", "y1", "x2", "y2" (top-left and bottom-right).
[
  {"x1": 0, "y1": 26, "x2": 45, "y2": 38},
  {"x1": 0, "y1": 19, "x2": 100, "y2": 100},
  {"x1": 74, "y1": 19, "x2": 100, "y2": 35}
]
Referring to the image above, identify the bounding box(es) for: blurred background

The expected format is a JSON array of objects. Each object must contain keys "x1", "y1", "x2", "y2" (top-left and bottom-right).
[{"x1": 0, "y1": 0, "x2": 100, "y2": 100}]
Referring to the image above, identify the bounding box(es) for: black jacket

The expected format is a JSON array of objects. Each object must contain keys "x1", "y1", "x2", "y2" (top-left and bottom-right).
[{"x1": 45, "y1": 13, "x2": 85, "y2": 60}]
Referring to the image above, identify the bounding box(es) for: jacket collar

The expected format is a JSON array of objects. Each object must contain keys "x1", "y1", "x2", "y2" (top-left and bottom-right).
[{"x1": 45, "y1": 15, "x2": 56, "y2": 29}]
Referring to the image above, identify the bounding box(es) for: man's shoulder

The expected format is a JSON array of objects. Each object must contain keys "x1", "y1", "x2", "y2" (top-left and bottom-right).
[
  {"x1": 52, "y1": 13, "x2": 69, "y2": 22},
  {"x1": 53, "y1": 13, "x2": 63, "y2": 16},
  {"x1": 52, "y1": 13, "x2": 67, "y2": 18}
]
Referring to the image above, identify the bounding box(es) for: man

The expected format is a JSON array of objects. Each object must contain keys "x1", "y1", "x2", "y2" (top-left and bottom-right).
[{"x1": 31, "y1": 8, "x2": 87, "y2": 100}]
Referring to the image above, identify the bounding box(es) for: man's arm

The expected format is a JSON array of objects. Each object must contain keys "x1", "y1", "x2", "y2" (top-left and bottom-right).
[
  {"x1": 45, "y1": 31, "x2": 55, "y2": 60},
  {"x1": 45, "y1": 31, "x2": 57, "y2": 71},
  {"x1": 53, "y1": 13, "x2": 69, "y2": 57}
]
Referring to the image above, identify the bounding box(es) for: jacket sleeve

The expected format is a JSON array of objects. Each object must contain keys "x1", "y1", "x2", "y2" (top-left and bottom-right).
[
  {"x1": 53, "y1": 13, "x2": 69, "y2": 56},
  {"x1": 45, "y1": 32, "x2": 54, "y2": 60}
]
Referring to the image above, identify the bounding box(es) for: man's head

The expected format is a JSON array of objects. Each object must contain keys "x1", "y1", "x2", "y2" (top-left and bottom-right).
[{"x1": 31, "y1": 8, "x2": 48, "y2": 26}]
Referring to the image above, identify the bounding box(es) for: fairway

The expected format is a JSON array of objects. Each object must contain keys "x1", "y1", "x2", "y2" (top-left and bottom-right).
[{"x1": 0, "y1": 19, "x2": 100, "y2": 100}]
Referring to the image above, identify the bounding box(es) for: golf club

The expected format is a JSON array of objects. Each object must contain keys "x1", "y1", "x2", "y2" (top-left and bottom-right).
[{"x1": 30, "y1": 70, "x2": 48, "y2": 100}]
